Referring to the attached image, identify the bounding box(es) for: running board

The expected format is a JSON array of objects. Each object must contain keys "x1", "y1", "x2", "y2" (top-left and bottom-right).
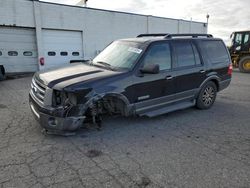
[{"x1": 139, "y1": 100, "x2": 196, "y2": 118}]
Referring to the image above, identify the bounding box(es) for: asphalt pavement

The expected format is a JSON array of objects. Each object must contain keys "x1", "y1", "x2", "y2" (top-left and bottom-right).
[{"x1": 0, "y1": 70, "x2": 250, "y2": 188}]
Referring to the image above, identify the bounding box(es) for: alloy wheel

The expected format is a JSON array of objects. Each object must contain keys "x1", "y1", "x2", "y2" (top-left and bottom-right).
[{"x1": 202, "y1": 86, "x2": 215, "y2": 106}]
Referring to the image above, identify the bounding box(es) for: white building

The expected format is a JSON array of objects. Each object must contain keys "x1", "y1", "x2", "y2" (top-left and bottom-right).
[{"x1": 0, "y1": 0, "x2": 207, "y2": 74}]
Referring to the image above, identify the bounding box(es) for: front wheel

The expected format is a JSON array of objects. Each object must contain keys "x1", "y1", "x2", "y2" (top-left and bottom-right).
[{"x1": 196, "y1": 81, "x2": 217, "y2": 109}]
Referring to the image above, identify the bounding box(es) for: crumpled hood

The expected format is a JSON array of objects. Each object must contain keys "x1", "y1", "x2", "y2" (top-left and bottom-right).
[{"x1": 35, "y1": 63, "x2": 121, "y2": 90}]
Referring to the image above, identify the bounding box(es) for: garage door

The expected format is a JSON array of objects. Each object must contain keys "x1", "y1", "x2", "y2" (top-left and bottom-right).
[
  {"x1": 42, "y1": 30, "x2": 83, "y2": 70},
  {"x1": 0, "y1": 27, "x2": 38, "y2": 73}
]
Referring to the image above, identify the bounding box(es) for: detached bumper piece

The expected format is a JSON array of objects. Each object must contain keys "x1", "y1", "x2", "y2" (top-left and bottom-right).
[{"x1": 29, "y1": 94, "x2": 85, "y2": 136}]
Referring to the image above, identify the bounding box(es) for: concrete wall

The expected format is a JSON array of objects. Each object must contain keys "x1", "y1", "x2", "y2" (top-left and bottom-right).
[
  {"x1": 0, "y1": 0, "x2": 207, "y2": 70},
  {"x1": 0, "y1": 0, "x2": 35, "y2": 27}
]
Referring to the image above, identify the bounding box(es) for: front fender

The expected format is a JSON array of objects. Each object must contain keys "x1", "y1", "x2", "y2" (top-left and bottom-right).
[{"x1": 80, "y1": 92, "x2": 133, "y2": 116}]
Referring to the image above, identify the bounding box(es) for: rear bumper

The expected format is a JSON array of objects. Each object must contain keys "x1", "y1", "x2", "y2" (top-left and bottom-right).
[
  {"x1": 218, "y1": 79, "x2": 231, "y2": 91},
  {"x1": 29, "y1": 93, "x2": 85, "y2": 135}
]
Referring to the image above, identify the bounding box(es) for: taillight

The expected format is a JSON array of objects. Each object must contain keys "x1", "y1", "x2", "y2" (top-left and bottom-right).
[
  {"x1": 39, "y1": 57, "x2": 45, "y2": 66},
  {"x1": 228, "y1": 63, "x2": 233, "y2": 75}
]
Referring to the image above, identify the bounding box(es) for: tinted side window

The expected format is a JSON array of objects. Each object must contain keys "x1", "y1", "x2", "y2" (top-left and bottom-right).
[
  {"x1": 142, "y1": 43, "x2": 171, "y2": 71},
  {"x1": 202, "y1": 40, "x2": 230, "y2": 64},
  {"x1": 174, "y1": 42, "x2": 195, "y2": 67},
  {"x1": 192, "y1": 44, "x2": 201, "y2": 65},
  {"x1": 0, "y1": 51, "x2": 2, "y2": 56}
]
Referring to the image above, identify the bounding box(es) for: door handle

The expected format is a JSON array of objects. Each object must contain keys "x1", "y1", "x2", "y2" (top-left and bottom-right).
[
  {"x1": 200, "y1": 70, "x2": 206, "y2": 73},
  {"x1": 166, "y1": 75, "x2": 173, "y2": 80}
]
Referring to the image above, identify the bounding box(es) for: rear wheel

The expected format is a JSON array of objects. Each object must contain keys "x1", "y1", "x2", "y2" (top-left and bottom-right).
[
  {"x1": 196, "y1": 81, "x2": 217, "y2": 109},
  {"x1": 239, "y1": 56, "x2": 250, "y2": 73}
]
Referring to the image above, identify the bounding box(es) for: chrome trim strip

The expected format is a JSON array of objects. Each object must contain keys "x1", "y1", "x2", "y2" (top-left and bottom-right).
[
  {"x1": 30, "y1": 90, "x2": 44, "y2": 105},
  {"x1": 36, "y1": 92, "x2": 45, "y2": 100},
  {"x1": 32, "y1": 79, "x2": 45, "y2": 94},
  {"x1": 30, "y1": 103, "x2": 40, "y2": 119}
]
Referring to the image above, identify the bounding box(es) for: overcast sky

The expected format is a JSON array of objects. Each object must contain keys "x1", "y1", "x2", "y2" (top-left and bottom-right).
[{"x1": 42, "y1": 0, "x2": 249, "y2": 44}]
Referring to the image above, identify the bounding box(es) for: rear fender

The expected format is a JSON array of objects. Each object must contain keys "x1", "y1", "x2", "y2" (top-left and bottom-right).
[{"x1": 196, "y1": 75, "x2": 220, "y2": 97}]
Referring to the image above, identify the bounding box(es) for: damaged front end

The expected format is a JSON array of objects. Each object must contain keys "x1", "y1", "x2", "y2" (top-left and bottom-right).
[
  {"x1": 29, "y1": 83, "x2": 92, "y2": 135},
  {"x1": 29, "y1": 75, "x2": 132, "y2": 135}
]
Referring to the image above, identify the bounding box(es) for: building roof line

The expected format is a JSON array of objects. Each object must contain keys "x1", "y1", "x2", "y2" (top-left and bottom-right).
[{"x1": 32, "y1": 0, "x2": 206, "y2": 25}]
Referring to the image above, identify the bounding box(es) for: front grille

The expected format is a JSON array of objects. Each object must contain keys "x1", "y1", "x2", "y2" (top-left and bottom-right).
[{"x1": 31, "y1": 78, "x2": 46, "y2": 104}]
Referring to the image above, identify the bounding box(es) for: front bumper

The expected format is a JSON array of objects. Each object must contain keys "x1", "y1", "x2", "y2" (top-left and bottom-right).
[{"x1": 29, "y1": 93, "x2": 85, "y2": 134}]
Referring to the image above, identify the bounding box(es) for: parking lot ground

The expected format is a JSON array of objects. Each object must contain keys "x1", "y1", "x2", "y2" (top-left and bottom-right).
[{"x1": 0, "y1": 71, "x2": 250, "y2": 188}]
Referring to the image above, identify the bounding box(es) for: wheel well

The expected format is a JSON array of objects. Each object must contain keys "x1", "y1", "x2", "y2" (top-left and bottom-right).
[
  {"x1": 210, "y1": 79, "x2": 219, "y2": 91},
  {"x1": 103, "y1": 96, "x2": 127, "y2": 116},
  {"x1": 85, "y1": 95, "x2": 129, "y2": 118}
]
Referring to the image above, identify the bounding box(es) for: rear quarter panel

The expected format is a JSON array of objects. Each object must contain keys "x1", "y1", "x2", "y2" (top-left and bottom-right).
[{"x1": 197, "y1": 39, "x2": 232, "y2": 82}]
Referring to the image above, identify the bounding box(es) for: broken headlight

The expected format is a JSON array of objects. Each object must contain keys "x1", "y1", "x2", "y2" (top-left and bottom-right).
[
  {"x1": 54, "y1": 90, "x2": 62, "y2": 106},
  {"x1": 52, "y1": 88, "x2": 92, "y2": 108},
  {"x1": 53, "y1": 90, "x2": 78, "y2": 108},
  {"x1": 64, "y1": 93, "x2": 77, "y2": 107}
]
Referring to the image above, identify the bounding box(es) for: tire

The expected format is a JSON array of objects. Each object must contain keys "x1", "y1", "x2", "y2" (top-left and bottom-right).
[
  {"x1": 196, "y1": 81, "x2": 217, "y2": 109},
  {"x1": 239, "y1": 56, "x2": 250, "y2": 73},
  {"x1": 0, "y1": 65, "x2": 6, "y2": 81}
]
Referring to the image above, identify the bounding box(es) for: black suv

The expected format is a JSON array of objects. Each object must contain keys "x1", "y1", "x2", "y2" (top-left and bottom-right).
[{"x1": 29, "y1": 33, "x2": 232, "y2": 135}]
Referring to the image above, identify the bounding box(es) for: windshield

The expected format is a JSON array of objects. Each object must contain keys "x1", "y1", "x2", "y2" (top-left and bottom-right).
[
  {"x1": 235, "y1": 33, "x2": 243, "y2": 45},
  {"x1": 93, "y1": 41, "x2": 143, "y2": 70}
]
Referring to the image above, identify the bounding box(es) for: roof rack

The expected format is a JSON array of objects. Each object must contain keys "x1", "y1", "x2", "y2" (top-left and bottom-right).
[
  {"x1": 136, "y1": 33, "x2": 213, "y2": 39},
  {"x1": 164, "y1": 34, "x2": 213, "y2": 38},
  {"x1": 137, "y1": 33, "x2": 169, "y2": 38}
]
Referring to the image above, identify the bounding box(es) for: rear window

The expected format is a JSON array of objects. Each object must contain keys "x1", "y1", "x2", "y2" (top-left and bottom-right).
[{"x1": 201, "y1": 40, "x2": 230, "y2": 64}]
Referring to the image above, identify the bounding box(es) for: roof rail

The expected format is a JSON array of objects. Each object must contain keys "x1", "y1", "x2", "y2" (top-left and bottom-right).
[
  {"x1": 165, "y1": 34, "x2": 213, "y2": 38},
  {"x1": 137, "y1": 33, "x2": 169, "y2": 38}
]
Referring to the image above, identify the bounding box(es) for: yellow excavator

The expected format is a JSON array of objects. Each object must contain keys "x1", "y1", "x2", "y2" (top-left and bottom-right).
[{"x1": 229, "y1": 31, "x2": 250, "y2": 73}]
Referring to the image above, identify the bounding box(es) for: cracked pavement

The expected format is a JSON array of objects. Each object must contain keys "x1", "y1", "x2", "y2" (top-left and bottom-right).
[{"x1": 0, "y1": 71, "x2": 250, "y2": 188}]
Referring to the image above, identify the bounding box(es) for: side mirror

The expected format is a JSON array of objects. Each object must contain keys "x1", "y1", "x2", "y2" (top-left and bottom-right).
[{"x1": 140, "y1": 64, "x2": 160, "y2": 74}]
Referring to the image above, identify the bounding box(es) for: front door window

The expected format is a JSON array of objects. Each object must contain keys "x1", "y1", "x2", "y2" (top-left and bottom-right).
[{"x1": 142, "y1": 43, "x2": 171, "y2": 71}]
